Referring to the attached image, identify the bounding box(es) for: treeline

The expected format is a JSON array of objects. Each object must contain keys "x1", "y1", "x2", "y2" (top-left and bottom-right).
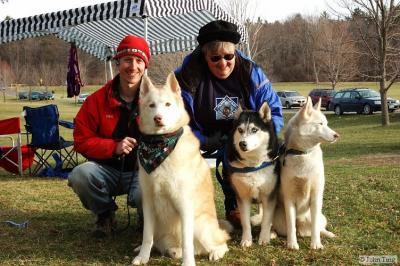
[{"x1": 0, "y1": 12, "x2": 399, "y2": 87}]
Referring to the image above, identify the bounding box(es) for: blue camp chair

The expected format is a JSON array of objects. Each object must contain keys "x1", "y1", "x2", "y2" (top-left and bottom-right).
[{"x1": 23, "y1": 104, "x2": 78, "y2": 176}]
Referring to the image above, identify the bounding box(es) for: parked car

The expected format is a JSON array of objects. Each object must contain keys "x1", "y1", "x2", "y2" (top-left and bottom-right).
[
  {"x1": 330, "y1": 88, "x2": 400, "y2": 115},
  {"x1": 40, "y1": 91, "x2": 54, "y2": 100},
  {"x1": 77, "y1": 93, "x2": 90, "y2": 104},
  {"x1": 309, "y1": 88, "x2": 336, "y2": 109},
  {"x1": 277, "y1": 90, "x2": 307, "y2": 109},
  {"x1": 18, "y1": 91, "x2": 29, "y2": 99},
  {"x1": 29, "y1": 91, "x2": 43, "y2": 101},
  {"x1": 18, "y1": 90, "x2": 54, "y2": 100}
]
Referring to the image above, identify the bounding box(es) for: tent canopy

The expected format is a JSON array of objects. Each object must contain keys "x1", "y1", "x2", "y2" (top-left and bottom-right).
[{"x1": 0, "y1": 0, "x2": 248, "y2": 61}]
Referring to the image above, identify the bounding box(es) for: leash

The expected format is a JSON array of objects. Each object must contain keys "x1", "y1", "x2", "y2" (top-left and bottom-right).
[
  {"x1": 2, "y1": 220, "x2": 29, "y2": 228},
  {"x1": 113, "y1": 155, "x2": 136, "y2": 234}
]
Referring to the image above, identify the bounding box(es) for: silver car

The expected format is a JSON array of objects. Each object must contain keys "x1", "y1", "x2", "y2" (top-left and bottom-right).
[
  {"x1": 77, "y1": 93, "x2": 90, "y2": 104},
  {"x1": 277, "y1": 91, "x2": 307, "y2": 109}
]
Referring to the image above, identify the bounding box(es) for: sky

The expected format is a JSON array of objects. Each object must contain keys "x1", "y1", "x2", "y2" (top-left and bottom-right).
[{"x1": 0, "y1": 0, "x2": 331, "y2": 23}]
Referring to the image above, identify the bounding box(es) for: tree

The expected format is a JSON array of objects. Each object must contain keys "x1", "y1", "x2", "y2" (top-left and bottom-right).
[
  {"x1": 339, "y1": 0, "x2": 400, "y2": 126},
  {"x1": 0, "y1": 60, "x2": 15, "y2": 86},
  {"x1": 313, "y1": 19, "x2": 358, "y2": 89},
  {"x1": 216, "y1": 0, "x2": 265, "y2": 59}
]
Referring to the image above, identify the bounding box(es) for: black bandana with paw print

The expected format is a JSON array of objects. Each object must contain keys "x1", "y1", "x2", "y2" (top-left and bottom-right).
[{"x1": 138, "y1": 128, "x2": 184, "y2": 173}]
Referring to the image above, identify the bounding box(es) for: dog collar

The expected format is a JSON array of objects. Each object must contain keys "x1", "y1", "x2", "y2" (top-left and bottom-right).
[
  {"x1": 284, "y1": 148, "x2": 313, "y2": 156},
  {"x1": 283, "y1": 147, "x2": 314, "y2": 166},
  {"x1": 138, "y1": 128, "x2": 184, "y2": 174},
  {"x1": 223, "y1": 151, "x2": 277, "y2": 174}
]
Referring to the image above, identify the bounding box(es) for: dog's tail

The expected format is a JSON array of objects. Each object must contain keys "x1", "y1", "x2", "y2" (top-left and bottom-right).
[{"x1": 218, "y1": 219, "x2": 233, "y2": 234}]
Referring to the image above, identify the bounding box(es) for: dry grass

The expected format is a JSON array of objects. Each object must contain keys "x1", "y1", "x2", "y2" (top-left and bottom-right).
[{"x1": 0, "y1": 83, "x2": 399, "y2": 265}]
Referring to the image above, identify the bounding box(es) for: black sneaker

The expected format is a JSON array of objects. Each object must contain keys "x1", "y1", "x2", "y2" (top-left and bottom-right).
[{"x1": 92, "y1": 211, "x2": 117, "y2": 238}]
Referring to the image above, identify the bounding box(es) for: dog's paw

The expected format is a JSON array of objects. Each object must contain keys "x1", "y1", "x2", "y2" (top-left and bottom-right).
[
  {"x1": 166, "y1": 247, "x2": 182, "y2": 259},
  {"x1": 209, "y1": 244, "x2": 228, "y2": 261},
  {"x1": 240, "y1": 239, "x2": 253, "y2": 248},
  {"x1": 310, "y1": 241, "x2": 324, "y2": 250},
  {"x1": 287, "y1": 241, "x2": 299, "y2": 250},
  {"x1": 250, "y1": 214, "x2": 262, "y2": 226},
  {"x1": 258, "y1": 235, "x2": 271, "y2": 246},
  {"x1": 132, "y1": 255, "x2": 149, "y2": 265},
  {"x1": 322, "y1": 229, "x2": 336, "y2": 238}
]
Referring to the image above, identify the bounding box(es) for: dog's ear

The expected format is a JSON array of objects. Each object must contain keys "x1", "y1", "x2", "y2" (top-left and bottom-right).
[
  {"x1": 313, "y1": 97, "x2": 322, "y2": 111},
  {"x1": 300, "y1": 97, "x2": 313, "y2": 119},
  {"x1": 140, "y1": 74, "x2": 153, "y2": 97},
  {"x1": 258, "y1": 101, "x2": 272, "y2": 122},
  {"x1": 166, "y1": 72, "x2": 181, "y2": 94}
]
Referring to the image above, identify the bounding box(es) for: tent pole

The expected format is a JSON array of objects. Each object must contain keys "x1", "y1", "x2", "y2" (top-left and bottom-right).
[
  {"x1": 144, "y1": 17, "x2": 148, "y2": 41},
  {"x1": 108, "y1": 60, "x2": 114, "y2": 79},
  {"x1": 144, "y1": 17, "x2": 148, "y2": 75},
  {"x1": 104, "y1": 61, "x2": 108, "y2": 82}
]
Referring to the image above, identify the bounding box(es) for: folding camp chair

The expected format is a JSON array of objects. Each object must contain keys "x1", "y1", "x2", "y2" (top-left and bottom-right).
[
  {"x1": 23, "y1": 104, "x2": 78, "y2": 176},
  {"x1": 0, "y1": 117, "x2": 34, "y2": 175}
]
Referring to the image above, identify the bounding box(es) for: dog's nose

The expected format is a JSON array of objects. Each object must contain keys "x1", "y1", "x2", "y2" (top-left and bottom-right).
[
  {"x1": 334, "y1": 133, "x2": 340, "y2": 139},
  {"x1": 154, "y1": 115, "x2": 162, "y2": 123},
  {"x1": 239, "y1": 141, "x2": 247, "y2": 149}
]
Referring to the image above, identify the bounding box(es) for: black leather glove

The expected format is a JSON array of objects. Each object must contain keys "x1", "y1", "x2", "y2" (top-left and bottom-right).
[{"x1": 201, "y1": 131, "x2": 223, "y2": 152}]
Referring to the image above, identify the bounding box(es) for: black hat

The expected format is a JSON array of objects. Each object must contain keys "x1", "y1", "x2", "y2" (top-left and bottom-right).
[{"x1": 197, "y1": 20, "x2": 241, "y2": 46}]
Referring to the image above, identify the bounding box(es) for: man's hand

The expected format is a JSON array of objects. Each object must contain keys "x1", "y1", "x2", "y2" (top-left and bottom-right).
[{"x1": 114, "y1": 137, "x2": 138, "y2": 156}]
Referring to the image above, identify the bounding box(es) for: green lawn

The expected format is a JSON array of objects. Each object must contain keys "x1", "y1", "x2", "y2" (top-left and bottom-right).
[{"x1": 0, "y1": 83, "x2": 399, "y2": 265}]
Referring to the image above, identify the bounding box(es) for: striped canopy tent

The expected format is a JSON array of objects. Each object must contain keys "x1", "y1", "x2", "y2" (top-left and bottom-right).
[{"x1": 0, "y1": 0, "x2": 249, "y2": 62}]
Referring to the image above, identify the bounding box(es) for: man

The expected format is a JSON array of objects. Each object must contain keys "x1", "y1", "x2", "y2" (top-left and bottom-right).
[{"x1": 68, "y1": 35, "x2": 150, "y2": 237}]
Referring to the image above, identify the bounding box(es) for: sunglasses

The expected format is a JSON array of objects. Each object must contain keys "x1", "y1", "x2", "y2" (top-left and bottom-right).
[{"x1": 209, "y1": 53, "x2": 235, "y2": 63}]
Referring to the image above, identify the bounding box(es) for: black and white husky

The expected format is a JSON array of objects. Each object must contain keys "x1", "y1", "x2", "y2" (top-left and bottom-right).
[{"x1": 226, "y1": 102, "x2": 280, "y2": 248}]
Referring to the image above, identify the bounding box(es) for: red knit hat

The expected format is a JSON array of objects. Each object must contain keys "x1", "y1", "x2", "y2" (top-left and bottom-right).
[{"x1": 113, "y1": 35, "x2": 151, "y2": 68}]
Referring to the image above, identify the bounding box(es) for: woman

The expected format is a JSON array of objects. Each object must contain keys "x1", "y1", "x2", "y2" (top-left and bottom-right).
[{"x1": 175, "y1": 20, "x2": 284, "y2": 226}]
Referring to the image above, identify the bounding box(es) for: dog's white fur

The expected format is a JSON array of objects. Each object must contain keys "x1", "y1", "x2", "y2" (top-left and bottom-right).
[
  {"x1": 229, "y1": 102, "x2": 278, "y2": 248},
  {"x1": 272, "y1": 97, "x2": 338, "y2": 250},
  {"x1": 132, "y1": 73, "x2": 230, "y2": 266}
]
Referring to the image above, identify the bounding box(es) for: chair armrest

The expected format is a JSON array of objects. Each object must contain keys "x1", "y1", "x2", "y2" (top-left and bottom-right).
[
  {"x1": 0, "y1": 135, "x2": 15, "y2": 147},
  {"x1": 59, "y1": 120, "x2": 74, "y2": 129}
]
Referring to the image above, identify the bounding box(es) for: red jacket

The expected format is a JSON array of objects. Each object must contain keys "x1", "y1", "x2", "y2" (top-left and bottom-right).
[{"x1": 73, "y1": 76, "x2": 139, "y2": 171}]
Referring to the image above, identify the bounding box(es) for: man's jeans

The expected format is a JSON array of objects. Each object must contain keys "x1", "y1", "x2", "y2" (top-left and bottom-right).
[{"x1": 68, "y1": 161, "x2": 141, "y2": 215}]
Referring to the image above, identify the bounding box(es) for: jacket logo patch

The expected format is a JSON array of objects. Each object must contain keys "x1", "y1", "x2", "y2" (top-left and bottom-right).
[
  {"x1": 214, "y1": 95, "x2": 239, "y2": 120},
  {"x1": 106, "y1": 114, "x2": 113, "y2": 119}
]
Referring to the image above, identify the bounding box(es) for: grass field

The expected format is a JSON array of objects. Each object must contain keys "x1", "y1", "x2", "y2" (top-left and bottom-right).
[{"x1": 0, "y1": 82, "x2": 399, "y2": 265}]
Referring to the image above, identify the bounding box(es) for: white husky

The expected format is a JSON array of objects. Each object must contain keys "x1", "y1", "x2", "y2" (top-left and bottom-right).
[
  {"x1": 132, "y1": 73, "x2": 230, "y2": 266},
  {"x1": 273, "y1": 97, "x2": 338, "y2": 250}
]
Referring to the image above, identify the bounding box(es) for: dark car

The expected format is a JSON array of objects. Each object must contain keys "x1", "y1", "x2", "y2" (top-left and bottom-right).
[
  {"x1": 309, "y1": 88, "x2": 336, "y2": 109},
  {"x1": 40, "y1": 91, "x2": 54, "y2": 100},
  {"x1": 29, "y1": 91, "x2": 43, "y2": 101},
  {"x1": 330, "y1": 88, "x2": 400, "y2": 115},
  {"x1": 18, "y1": 91, "x2": 29, "y2": 99}
]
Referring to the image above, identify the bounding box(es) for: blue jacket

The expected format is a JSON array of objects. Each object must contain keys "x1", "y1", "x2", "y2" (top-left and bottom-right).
[{"x1": 175, "y1": 49, "x2": 284, "y2": 146}]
